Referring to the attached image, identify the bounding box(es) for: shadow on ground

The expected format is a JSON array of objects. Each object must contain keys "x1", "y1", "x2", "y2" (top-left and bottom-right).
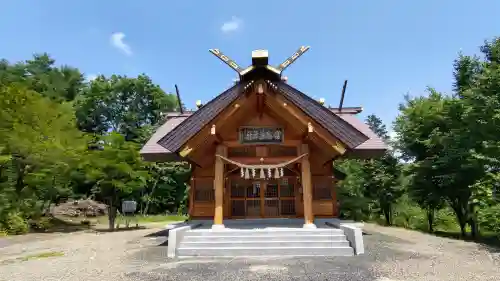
[
  {"x1": 94, "y1": 226, "x2": 148, "y2": 233},
  {"x1": 32, "y1": 217, "x2": 153, "y2": 234},
  {"x1": 145, "y1": 229, "x2": 170, "y2": 238},
  {"x1": 31, "y1": 217, "x2": 93, "y2": 234},
  {"x1": 432, "y1": 230, "x2": 500, "y2": 254}
]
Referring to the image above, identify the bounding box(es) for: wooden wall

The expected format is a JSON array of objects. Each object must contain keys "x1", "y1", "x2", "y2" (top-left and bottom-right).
[
  {"x1": 187, "y1": 104, "x2": 338, "y2": 219},
  {"x1": 189, "y1": 145, "x2": 338, "y2": 219}
]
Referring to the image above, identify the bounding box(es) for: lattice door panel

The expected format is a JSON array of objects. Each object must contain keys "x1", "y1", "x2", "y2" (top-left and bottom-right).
[
  {"x1": 246, "y1": 182, "x2": 261, "y2": 198},
  {"x1": 280, "y1": 199, "x2": 295, "y2": 215},
  {"x1": 231, "y1": 200, "x2": 245, "y2": 217},
  {"x1": 264, "y1": 199, "x2": 279, "y2": 217},
  {"x1": 265, "y1": 182, "x2": 278, "y2": 197},
  {"x1": 279, "y1": 178, "x2": 294, "y2": 197},
  {"x1": 246, "y1": 200, "x2": 261, "y2": 217}
]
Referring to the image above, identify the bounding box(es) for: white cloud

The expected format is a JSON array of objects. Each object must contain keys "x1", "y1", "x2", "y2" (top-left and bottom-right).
[
  {"x1": 387, "y1": 130, "x2": 410, "y2": 163},
  {"x1": 110, "y1": 32, "x2": 132, "y2": 56},
  {"x1": 221, "y1": 16, "x2": 242, "y2": 33},
  {"x1": 86, "y1": 74, "x2": 98, "y2": 81},
  {"x1": 389, "y1": 130, "x2": 398, "y2": 141}
]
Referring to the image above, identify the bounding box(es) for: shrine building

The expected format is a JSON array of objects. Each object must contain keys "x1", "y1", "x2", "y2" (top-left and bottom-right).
[{"x1": 141, "y1": 47, "x2": 387, "y2": 230}]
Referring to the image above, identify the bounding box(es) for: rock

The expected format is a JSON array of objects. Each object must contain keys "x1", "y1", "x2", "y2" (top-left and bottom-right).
[{"x1": 53, "y1": 199, "x2": 108, "y2": 218}]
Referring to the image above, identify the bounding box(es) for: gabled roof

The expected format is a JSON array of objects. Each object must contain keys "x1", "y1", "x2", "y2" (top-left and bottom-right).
[
  {"x1": 268, "y1": 81, "x2": 368, "y2": 148},
  {"x1": 140, "y1": 116, "x2": 188, "y2": 161},
  {"x1": 142, "y1": 47, "x2": 388, "y2": 162},
  {"x1": 142, "y1": 84, "x2": 387, "y2": 161},
  {"x1": 155, "y1": 80, "x2": 370, "y2": 156},
  {"x1": 156, "y1": 83, "x2": 246, "y2": 153},
  {"x1": 337, "y1": 113, "x2": 388, "y2": 158}
]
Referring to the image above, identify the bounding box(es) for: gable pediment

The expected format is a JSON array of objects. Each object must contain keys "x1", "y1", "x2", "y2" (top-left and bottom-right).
[{"x1": 153, "y1": 80, "x2": 372, "y2": 159}]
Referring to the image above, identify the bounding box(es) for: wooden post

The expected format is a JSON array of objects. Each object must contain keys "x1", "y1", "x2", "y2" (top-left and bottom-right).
[
  {"x1": 299, "y1": 144, "x2": 316, "y2": 228},
  {"x1": 213, "y1": 145, "x2": 226, "y2": 229}
]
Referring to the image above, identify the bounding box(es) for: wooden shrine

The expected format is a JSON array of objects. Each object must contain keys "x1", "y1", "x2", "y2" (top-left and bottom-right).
[{"x1": 141, "y1": 47, "x2": 387, "y2": 229}]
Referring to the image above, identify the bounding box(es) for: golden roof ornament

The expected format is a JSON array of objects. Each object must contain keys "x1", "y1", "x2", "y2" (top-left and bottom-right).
[{"x1": 196, "y1": 100, "x2": 203, "y2": 109}]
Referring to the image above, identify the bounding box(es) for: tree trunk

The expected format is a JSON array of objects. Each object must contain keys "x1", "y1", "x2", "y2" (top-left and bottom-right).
[
  {"x1": 455, "y1": 208, "x2": 467, "y2": 237},
  {"x1": 383, "y1": 205, "x2": 392, "y2": 226},
  {"x1": 14, "y1": 158, "x2": 26, "y2": 195},
  {"x1": 469, "y1": 218, "x2": 478, "y2": 238},
  {"x1": 468, "y1": 204, "x2": 478, "y2": 239},
  {"x1": 459, "y1": 221, "x2": 467, "y2": 237},
  {"x1": 450, "y1": 202, "x2": 468, "y2": 238},
  {"x1": 426, "y1": 208, "x2": 435, "y2": 233},
  {"x1": 108, "y1": 205, "x2": 117, "y2": 231},
  {"x1": 107, "y1": 191, "x2": 118, "y2": 231},
  {"x1": 143, "y1": 179, "x2": 158, "y2": 216}
]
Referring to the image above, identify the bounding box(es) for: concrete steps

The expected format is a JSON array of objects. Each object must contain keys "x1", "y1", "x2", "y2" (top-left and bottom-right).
[
  {"x1": 177, "y1": 228, "x2": 354, "y2": 257},
  {"x1": 185, "y1": 228, "x2": 344, "y2": 235},
  {"x1": 181, "y1": 240, "x2": 350, "y2": 248},
  {"x1": 178, "y1": 246, "x2": 354, "y2": 257},
  {"x1": 185, "y1": 234, "x2": 347, "y2": 242}
]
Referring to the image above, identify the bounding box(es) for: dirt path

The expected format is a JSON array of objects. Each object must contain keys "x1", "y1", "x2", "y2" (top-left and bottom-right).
[{"x1": 0, "y1": 223, "x2": 498, "y2": 281}]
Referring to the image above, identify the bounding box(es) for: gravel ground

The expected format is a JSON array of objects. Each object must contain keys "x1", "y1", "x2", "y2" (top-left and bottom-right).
[{"x1": 0, "y1": 223, "x2": 499, "y2": 281}]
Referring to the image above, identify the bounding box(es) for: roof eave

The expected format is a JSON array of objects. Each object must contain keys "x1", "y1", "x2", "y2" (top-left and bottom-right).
[
  {"x1": 157, "y1": 83, "x2": 247, "y2": 153},
  {"x1": 344, "y1": 148, "x2": 388, "y2": 159},
  {"x1": 141, "y1": 152, "x2": 185, "y2": 162}
]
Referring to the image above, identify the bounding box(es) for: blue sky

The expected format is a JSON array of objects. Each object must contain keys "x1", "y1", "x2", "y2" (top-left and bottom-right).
[{"x1": 1, "y1": 0, "x2": 499, "y2": 132}]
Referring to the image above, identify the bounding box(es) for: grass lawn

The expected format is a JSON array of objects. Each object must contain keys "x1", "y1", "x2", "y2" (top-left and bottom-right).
[
  {"x1": 19, "y1": 251, "x2": 64, "y2": 261},
  {"x1": 21, "y1": 214, "x2": 189, "y2": 234},
  {"x1": 96, "y1": 214, "x2": 188, "y2": 225}
]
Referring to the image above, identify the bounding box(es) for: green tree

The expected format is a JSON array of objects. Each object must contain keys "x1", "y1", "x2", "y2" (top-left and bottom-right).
[
  {"x1": 0, "y1": 84, "x2": 86, "y2": 233},
  {"x1": 394, "y1": 90, "x2": 449, "y2": 232},
  {"x1": 450, "y1": 38, "x2": 500, "y2": 237},
  {"x1": 81, "y1": 133, "x2": 149, "y2": 230},
  {"x1": 335, "y1": 159, "x2": 372, "y2": 221},
  {"x1": 0, "y1": 53, "x2": 85, "y2": 102},
  {"x1": 141, "y1": 162, "x2": 191, "y2": 215},
  {"x1": 75, "y1": 74, "x2": 178, "y2": 141},
  {"x1": 361, "y1": 115, "x2": 402, "y2": 226}
]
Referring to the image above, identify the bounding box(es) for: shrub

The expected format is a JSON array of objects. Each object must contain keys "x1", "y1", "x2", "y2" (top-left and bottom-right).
[
  {"x1": 434, "y1": 207, "x2": 460, "y2": 232},
  {"x1": 2, "y1": 213, "x2": 29, "y2": 235},
  {"x1": 29, "y1": 217, "x2": 53, "y2": 232},
  {"x1": 478, "y1": 204, "x2": 500, "y2": 236},
  {"x1": 393, "y1": 203, "x2": 426, "y2": 230}
]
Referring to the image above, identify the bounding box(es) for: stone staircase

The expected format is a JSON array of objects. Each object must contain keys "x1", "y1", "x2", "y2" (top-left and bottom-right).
[{"x1": 176, "y1": 228, "x2": 354, "y2": 257}]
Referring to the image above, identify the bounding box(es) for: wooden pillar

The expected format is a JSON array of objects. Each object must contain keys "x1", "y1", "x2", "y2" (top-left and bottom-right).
[
  {"x1": 213, "y1": 145, "x2": 226, "y2": 229},
  {"x1": 299, "y1": 143, "x2": 316, "y2": 228}
]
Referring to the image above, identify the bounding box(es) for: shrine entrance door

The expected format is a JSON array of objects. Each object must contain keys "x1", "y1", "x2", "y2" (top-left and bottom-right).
[{"x1": 229, "y1": 177, "x2": 297, "y2": 218}]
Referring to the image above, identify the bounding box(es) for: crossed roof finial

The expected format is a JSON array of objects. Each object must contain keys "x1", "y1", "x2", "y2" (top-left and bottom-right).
[{"x1": 208, "y1": 46, "x2": 310, "y2": 79}]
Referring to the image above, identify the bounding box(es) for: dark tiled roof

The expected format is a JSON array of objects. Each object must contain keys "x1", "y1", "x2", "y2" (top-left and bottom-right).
[
  {"x1": 143, "y1": 82, "x2": 387, "y2": 160},
  {"x1": 157, "y1": 83, "x2": 245, "y2": 153},
  {"x1": 268, "y1": 81, "x2": 369, "y2": 149}
]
